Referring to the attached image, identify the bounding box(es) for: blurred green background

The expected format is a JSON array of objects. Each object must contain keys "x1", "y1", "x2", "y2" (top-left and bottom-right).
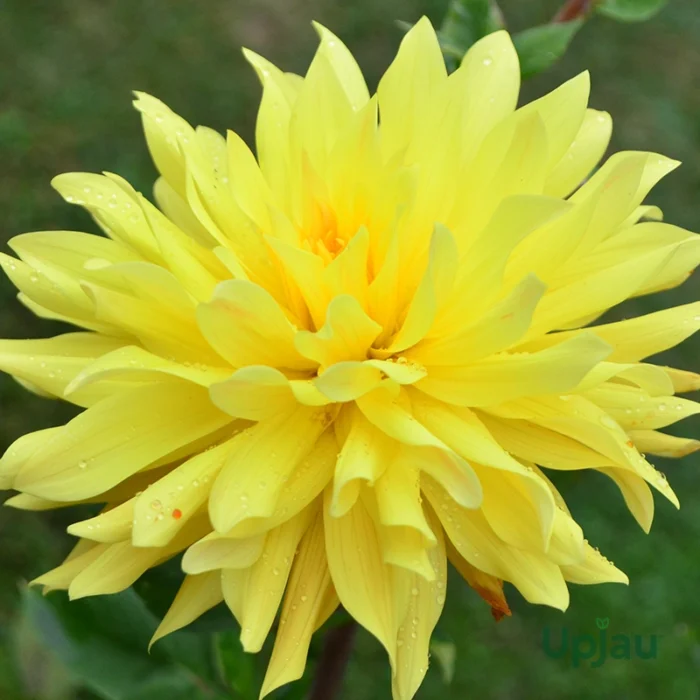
[{"x1": 1, "y1": 0, "x2": 699, "y2": 698}]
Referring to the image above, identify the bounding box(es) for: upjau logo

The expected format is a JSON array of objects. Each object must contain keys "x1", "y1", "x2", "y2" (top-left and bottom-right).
[{"x1": 542, "y1": 617, "x2": 659, "y2": 667}]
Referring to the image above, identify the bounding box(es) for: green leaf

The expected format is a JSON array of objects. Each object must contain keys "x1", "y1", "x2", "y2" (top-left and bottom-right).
[
  {"x1": 440, "y1": 0, "x2": 505, "y2": 68},
  {"x1": 597, "y1": 0, "x2": 668, "y2": 22},
  {"x1": 513, "y1": 20, "x2": 584, "y2": 79},
  {"x1": 19, "y1": 586, "x2": 228, "y2": 700},
  {"x1": 213, "y1": 630, "x2": 257, "y2": 699}
]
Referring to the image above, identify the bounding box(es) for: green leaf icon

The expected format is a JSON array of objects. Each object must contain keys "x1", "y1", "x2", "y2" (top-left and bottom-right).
[{"x1": 596, "y1": 617, "x2": 610, "y2": 630}]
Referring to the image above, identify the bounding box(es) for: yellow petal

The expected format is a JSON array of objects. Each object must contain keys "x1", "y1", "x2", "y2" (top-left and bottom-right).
[
  {"x1": 520, "y1": 72, "x2": 590, "y2": 169},
  {"x1": 133, "y1": 92, "x2": 193, "y2": 197},
  {"x1": 242, "y1": 49, "x2": 295, "y2": 209},
  {"x1": 547, "y1": 508, "x2": 586, "y2": 566},
  {"x1": 566, "y1": 302, "x2": 700, "y2": 363},
  {"x1": 663, "y1": 366, "x2": 700, "y2": 393},
  {"x1": 324, "y1": 488, "x2": 397, "y2": 665},
  {"x1": 0, "y1": 253, "x2": 109, "y2": 333},
  {"x1": 375, "y1": 457, "x2": 436, "y2": 547},
  {"x1": 561, "y1": 543, "x2": 629, "y2": 585},
  {"x1": 484, "y1": 395, "x2": 679, "y2": 506},
  {"x1": 15, "y1": 381, "x2": 231, "y2": 501},
  {"x1": 0, "y1": 427, "x2": 62, "y2": 490},
  {"x1": 385, "y1": 225, "x2": 458, "y2": 353},
  {"x1": 65, "y1": 345, "x2": 230, "y2": 398},
  {"x1": 51, "y1": 172, "x2": 161, "y2": 261},
  {"x1": 476, "y1": 465, "x2": 555, "y2": 556},
  {"x1": 529, "y1": 246, "x2": 682, "y2": 338},
  {"x1": 544, "y1": 109, "x2": 612, "y2": 198},
  {"x1": 447, "y1": 541, "x2": 510, "y2": 620},
  {"x1": 413, "y1": 274, "x2": 546, "y2": 366},
  {"x1": 227, "y1": 430, "x2": 338, "y2": 539},
  {"x1": 31, "y1": 543, "x2": 108, "y2": 592},
  {"x1": 314, "y1": 361, "x2": 382, "y2": 402},
  {"x1": 150, "y1": 573, "x2": 223, "y2": 648},
  {"x1": 628, "y1": 429, "x2": 700, "y2": 458},
  {"x1": 323, "y1": 227, "x2": 370, "y2": 304},
  {"x1": 356, "y1": 386, "x2": 482, "y2": 508},
  {"x1": 153, "y1": 176, "x2": 217, "y2": 248},
  {"x1": 69, "y1": 516, "x2": 209, "y2": 599},
  {"x1": 479, "y1": 412, "x2": 613, "y2": 470},
  {"x1": 445, "y1": 195, "x2": 568, "y2": 326},
  {"x1": 450, "y1": 114, "x2": 551, "y2": 239},
  {"x1": 265, "y1": 235, "x2": 331, "y2": 329},
  {"x1": 598, "y1": 467, "x2": 654, "y2": 532},
  {"x1": 570, "y1": 151, "x2": 679, "y2": 253},
  {"x1": 452, "y1": 30, "x2": 520, "y2": 167},
  {"x1": 182, "y1": 532, "x2": 265, "y2": 574},
  {"x1": 584, "y1": 382, "x2": 700, "y2": 430},
  {"x1": 197, "y1": 279, "x2": 314, "y2": 371},
  {"x1": 423, "y1": 477, "x2": 569, "y2": 610},
  {"x1": 131, "y1": 437, "x2": 239, "y2": 547},
  {"x1": 390, "y1": 507, "x2": 446, "y2": 700},
  {"x1": 261, "y1": 509, "x2": 332, "y2": 697},
  {"x1": 3, "y1": 493, "x2": 70, "y2": 511},
  {"x1": 209, "y1": 407, "x2": 333, "y2": 532},
  {"x1": 377, "y1": 16, "x2": 446, "y2": 161},
  {"x1": 67, "y1": 501, "x2": 134, "y2": 543},
  {"x1": 295, "y1": 295, "x2": 382, "y2": 367},
  {"x1": 138, "y1": 195, "x2": 223, "y2": 301},
  {"x1": 83, "y1": 262, "x2": 219, "y2": 364},
  {"x1": 239, "y1": 505, "x2": 315, "y2": 652},
  {"x1": 209, "y1": 366, "x2": 297, "y2": 420},
  {"x1": 417, "y1": 333, "x2": 611, "y2": 407},
  {"x1": 226, "y1": 129, "x2": 274, "y2": 230},
  {"x1": 311, "y1": 22, "x2": 369, "y2": 111},
  {"x1": 331, "y1": 405, "x2": 394, "y2": 517}
]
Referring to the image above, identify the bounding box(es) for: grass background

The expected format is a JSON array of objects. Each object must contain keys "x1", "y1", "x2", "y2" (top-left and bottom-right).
[{"x1": 1, "y1": 0, "x2": 699, "y2": 698}]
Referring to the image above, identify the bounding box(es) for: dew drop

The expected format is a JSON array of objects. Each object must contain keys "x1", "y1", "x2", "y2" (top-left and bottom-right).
[
  {"x1": 273, "y1": 567, "x2": 280, "y2": 576},
  {"x1": 151, "y1": 499, "x2": 162, "y2": 511},
  {"x1": 78, "y1": 460, "x2": 88, "y2": 470},
  {"x1": 411, "y1": 587, "x2": 419, "y2": 596},
  {"x1": 599, "y1": 415, "x2": 617, "y2": 429},
  {"x1": 301, "y1": 595, "x2": 308, "y2": 602},
  {"x1": 483, "y1": 57, "x2": 493, "y2": 66}
]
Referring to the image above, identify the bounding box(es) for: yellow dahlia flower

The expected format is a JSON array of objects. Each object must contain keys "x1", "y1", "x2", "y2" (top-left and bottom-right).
[{"x1": 2, "y1": 17, "x2": 699, "y2": 699}]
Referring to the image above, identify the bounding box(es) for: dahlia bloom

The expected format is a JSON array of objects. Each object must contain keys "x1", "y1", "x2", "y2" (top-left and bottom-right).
[{"x1": 1, "y1": 16, "x2": 699, "y2": 699}]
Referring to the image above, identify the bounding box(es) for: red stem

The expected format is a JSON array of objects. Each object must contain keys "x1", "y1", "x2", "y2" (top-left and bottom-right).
[{"x1": 553, "y1": 0, "x2": 596, "y2": 22}]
